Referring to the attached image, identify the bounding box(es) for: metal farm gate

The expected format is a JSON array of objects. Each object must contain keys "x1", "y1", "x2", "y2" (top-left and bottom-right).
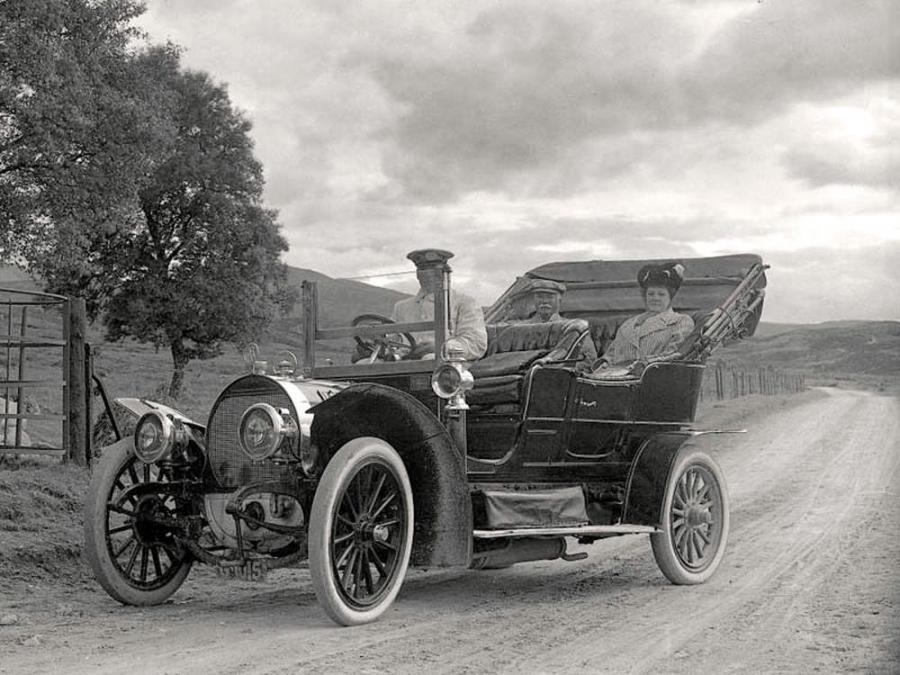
[{"x1": 0, "y1": 287, "x2": 93, "y2": 464}]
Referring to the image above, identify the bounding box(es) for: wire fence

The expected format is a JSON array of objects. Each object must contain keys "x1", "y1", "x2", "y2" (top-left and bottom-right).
[{"x1": 700, "y1": 361, "x2": 806, "y2": 402}]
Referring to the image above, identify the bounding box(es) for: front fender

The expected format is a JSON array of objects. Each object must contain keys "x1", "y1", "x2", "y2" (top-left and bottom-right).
[
  {"x1": 309, "y1": 383, "x2": 472, "y2": 568},
  {"x1": 114, "y1": 397, "x2": 204, "y2": 431}
]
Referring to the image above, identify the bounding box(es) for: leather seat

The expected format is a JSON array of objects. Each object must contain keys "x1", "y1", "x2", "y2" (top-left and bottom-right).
[{"x1": 468, "y1": 319, "x2": 590, "y2": 407}]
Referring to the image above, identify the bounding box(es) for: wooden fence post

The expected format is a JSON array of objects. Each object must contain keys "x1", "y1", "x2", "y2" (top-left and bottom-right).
[
  {"x1": 14, "y1": 305, "x2": 27, "y2": 447},
  {"x1": 67, "y1": 297, "x2": 87, "y2": 465},
  {"x1": 715, "y1": 362, "x2": 724, "y2": 401},
  {"x1": 704, "y1": 362, "x2": 805, "y2": 401},
  {"x1": 300, "y1": 281, "x2": 317, "y2": 377}
]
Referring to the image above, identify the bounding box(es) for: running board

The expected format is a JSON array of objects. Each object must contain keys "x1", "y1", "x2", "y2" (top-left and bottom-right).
[{"x1": 473, "y1": 524, "x2": 659, "y2": 539}]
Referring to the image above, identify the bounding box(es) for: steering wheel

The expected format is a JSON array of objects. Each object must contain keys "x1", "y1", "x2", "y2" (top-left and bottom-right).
[{"x1": 350, "y1": 314, "x2": 418, "y2": 363}]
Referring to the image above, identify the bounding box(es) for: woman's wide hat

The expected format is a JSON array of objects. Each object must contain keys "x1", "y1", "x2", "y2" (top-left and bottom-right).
[{"x1": 637, "y1": 262, "x2": 685, "y2": 294}]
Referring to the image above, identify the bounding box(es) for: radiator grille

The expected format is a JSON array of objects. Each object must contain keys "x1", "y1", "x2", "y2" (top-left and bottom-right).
[{"x1": 207, "y1": 383, "x2": 295, "y2": 489}]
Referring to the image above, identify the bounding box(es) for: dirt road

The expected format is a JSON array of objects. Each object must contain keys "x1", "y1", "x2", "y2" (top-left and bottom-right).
[{"x1": 1, "y1": 388, "x2": 898, "y2": 674}]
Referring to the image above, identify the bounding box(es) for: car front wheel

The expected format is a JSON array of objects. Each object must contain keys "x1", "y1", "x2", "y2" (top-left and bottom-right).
[
  {"x1": 651, "y1": 449, "x2": 729, "y2": 584},
  {"x1": 308, "y1": 437, "x2": 414, "y2": 626},
  {"x1": 83, "y1": 438, "x2": 193, "y2": 605}
]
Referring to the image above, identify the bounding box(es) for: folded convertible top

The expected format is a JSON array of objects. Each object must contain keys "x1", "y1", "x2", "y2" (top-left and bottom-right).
[{"x1": 487, "y1": 254, "x2": 766, "y2": 337}]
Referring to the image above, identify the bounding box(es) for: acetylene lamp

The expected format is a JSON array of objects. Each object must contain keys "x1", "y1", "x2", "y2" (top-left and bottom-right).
[{"x1": 431, "y1": 345, "x2": 474, "y2": 411}]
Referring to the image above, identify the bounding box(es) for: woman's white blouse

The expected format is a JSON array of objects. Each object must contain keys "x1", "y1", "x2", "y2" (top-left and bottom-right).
[{"x1": 602, "y1": 308, "x2": 694, "y2": 364}]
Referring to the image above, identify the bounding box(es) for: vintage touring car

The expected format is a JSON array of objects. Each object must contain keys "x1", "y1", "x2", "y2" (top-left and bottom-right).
[{"x1": 84, "y1": 250, "x2": 767, "y2": 625}]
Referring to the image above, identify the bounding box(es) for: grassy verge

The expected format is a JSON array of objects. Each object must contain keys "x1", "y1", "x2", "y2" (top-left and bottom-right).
[{"x1": 0, "y1": 459, "x2": 91, "y2": 589}]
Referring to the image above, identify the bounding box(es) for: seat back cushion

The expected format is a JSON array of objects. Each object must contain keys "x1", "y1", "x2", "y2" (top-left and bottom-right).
[
  {"x1": 484, "y1": 319, "x2": 587, "y2": 356},
  {"x1": 470, "y1": 319, "x2": 591, "y2": 408},
  {"x1": 469, "y1": 349, "x2": 547, "y2": 379},
  {"x1": 474, "y1": 318, "x2": 590, "y2": 381},
  {"x1": 466, "y1": 374, "x2": 524, "y2": 407}
]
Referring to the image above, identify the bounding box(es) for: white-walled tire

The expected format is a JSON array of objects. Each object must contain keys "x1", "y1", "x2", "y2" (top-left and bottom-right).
[
  {"x1": 651, "y1": 449, "x2": 729, "y2": 585},
  {"x1": 308, "y1": 437, "x2": 414, "y2": 626},
  {"x1": 84, "y1": 439, "x2": 193, "y2": 605}
]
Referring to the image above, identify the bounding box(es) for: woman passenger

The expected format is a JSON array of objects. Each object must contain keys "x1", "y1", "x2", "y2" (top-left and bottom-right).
[{"x1": 594, "y1": 263, "x2": 694, "y2": 368}]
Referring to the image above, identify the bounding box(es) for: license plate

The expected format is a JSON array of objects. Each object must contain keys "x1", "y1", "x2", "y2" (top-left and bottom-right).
[{"x1": 216, "y1": 560, "x2": 268, "y2": 582}]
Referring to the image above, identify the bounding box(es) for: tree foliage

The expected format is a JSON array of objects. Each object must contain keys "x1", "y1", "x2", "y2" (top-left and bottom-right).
[
  {"x1": 104, "y1": 67, "x2": 294, "y2": 397},
  {"x1": 1, "y1": 0, "x2": 295, "y2": 398},
  {"x1": 0, "y1": 0, "x2": 173, "y2": 263}
]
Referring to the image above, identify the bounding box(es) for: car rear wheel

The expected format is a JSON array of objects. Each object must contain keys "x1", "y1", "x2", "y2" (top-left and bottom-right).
[
  {"x1": 84, "y1": 438, "x2": 193, "y2": 605},
  {"x1": 308, "y1": 437, "x2": 414, "y2": 626},
  {"x1": 651, "y1": 449, "x2": 729, "y2": 584}
]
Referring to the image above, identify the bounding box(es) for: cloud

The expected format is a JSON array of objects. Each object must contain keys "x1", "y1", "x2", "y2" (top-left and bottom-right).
[
  {"x1": 785, "y1": 146, "x2": 900, "y2": 188},
  {"x1": 692, "y1": 0, "x2": 899, "y2": 124},
  {"x1": 364, "y1": 0, "x2": 899, "y2": 202},
  {"x1": 134, "y1": 2, "x2": 900, "y2": 324},
  {"x1": 366, "y1": 2, "x2": 699, "y2": 200},
  {"x1": 781, "y1": 94, "x2": 900, "y2": 188}
]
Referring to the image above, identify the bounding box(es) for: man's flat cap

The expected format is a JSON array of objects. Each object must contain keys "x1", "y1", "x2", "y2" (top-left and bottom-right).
[
  {"x1": 509, "y1": 278, "x2": 566, "y2": 300},
  {"x1": 407, "y1": 248, "x2": 454, "y2": 267},
  {"x1": 527, "y1": 279, "x2": 566, "y2": 294}
]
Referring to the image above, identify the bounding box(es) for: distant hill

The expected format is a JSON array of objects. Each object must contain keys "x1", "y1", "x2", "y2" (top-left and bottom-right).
[
  {"x1": 753, "y1": 322, "x2": 807, "y2": 338},
  {"x1": 0, "y1": 262, "x2": 409, "y2": 335},
  {"x1": 265, "y1": 266, "x2": 409, "y2": 348},
  {"x1": 718, "y1": 320, "x2": 900, "y2": 380},
  {"x1": 282, "y1": 266, "x2": 408, "y2": 327}
]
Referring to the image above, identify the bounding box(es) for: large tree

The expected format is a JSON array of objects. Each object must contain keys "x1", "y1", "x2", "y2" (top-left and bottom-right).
[
  {"x1": 99, "y1": 65, "x2": 294, "y2": 398},
  {"x1": 2, "y1": 1, "x2": 294, "y2": 398},
  {"x1": 0, "y1": 0, "x2": 173, "y2": 264}
]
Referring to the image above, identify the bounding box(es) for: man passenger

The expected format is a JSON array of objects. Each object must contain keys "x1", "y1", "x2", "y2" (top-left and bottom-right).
[
  {"x1": 521, "y1": 279, "x2": 566, "y2": 323},
  {"x1": 511, "y1": 278, "x2": 597, "y2": 369}
]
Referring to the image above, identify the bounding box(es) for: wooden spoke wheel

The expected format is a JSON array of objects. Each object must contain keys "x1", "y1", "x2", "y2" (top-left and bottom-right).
[
  {"x1": 309, "y1": 437, "x2": 414, "y2": 626},
  {"x1": 84, "y1": 439, "x2": 193, "y2": 605},
  {"x1": 651, "y1": 449, "x2": 729, "y2": 584}
]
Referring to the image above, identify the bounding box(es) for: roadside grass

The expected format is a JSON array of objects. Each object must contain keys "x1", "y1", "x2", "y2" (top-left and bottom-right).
[{"x1": 0, "y1": 458, "x2": 90, "y2": 589}]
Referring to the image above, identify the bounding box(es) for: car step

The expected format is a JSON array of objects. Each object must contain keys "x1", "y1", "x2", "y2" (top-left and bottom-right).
[{"x1": 473, "y1": 524, "x2": 659, "y2": 539}]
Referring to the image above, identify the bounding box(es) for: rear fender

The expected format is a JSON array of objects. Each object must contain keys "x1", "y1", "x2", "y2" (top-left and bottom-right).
[
  {"x1": 309, "y1": 383, "x2": 472, "y2": 567},
  {"x1": 621, "y1": 432, "x2": 695, "y2": 527}
]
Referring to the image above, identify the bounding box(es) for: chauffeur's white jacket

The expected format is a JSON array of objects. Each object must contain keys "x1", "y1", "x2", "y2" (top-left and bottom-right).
[
  {"x1": 602, "y1": 308, "x2": 694, "y2": 365},
  {"x1": 392, "y1": 289, "x2": 488, "y2": 361}
]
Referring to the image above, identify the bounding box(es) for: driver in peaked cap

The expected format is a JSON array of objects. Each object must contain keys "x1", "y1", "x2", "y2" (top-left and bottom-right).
[{"x1": 392, "y1": 249, "x2": 488, "y2": 361}]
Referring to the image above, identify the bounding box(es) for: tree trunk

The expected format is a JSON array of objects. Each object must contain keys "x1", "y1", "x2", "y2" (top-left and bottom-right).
[{"x1": 169, "y1": 339, "x2": 189, "y2": 400}]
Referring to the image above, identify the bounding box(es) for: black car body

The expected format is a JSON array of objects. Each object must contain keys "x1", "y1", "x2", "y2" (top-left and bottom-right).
[{"x1": 84, "y1": 251, "x2": 767, "y2": 625}]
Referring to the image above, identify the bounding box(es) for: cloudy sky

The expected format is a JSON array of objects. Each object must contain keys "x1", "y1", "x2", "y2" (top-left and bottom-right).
[{"x1": 137, "y1": 0, "x2": 899, "y2": 323}]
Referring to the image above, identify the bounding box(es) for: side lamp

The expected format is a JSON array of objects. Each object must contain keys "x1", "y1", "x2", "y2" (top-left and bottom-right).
[{"x1": 431, "y1": 345, "x2": 474, "y2": 411}]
